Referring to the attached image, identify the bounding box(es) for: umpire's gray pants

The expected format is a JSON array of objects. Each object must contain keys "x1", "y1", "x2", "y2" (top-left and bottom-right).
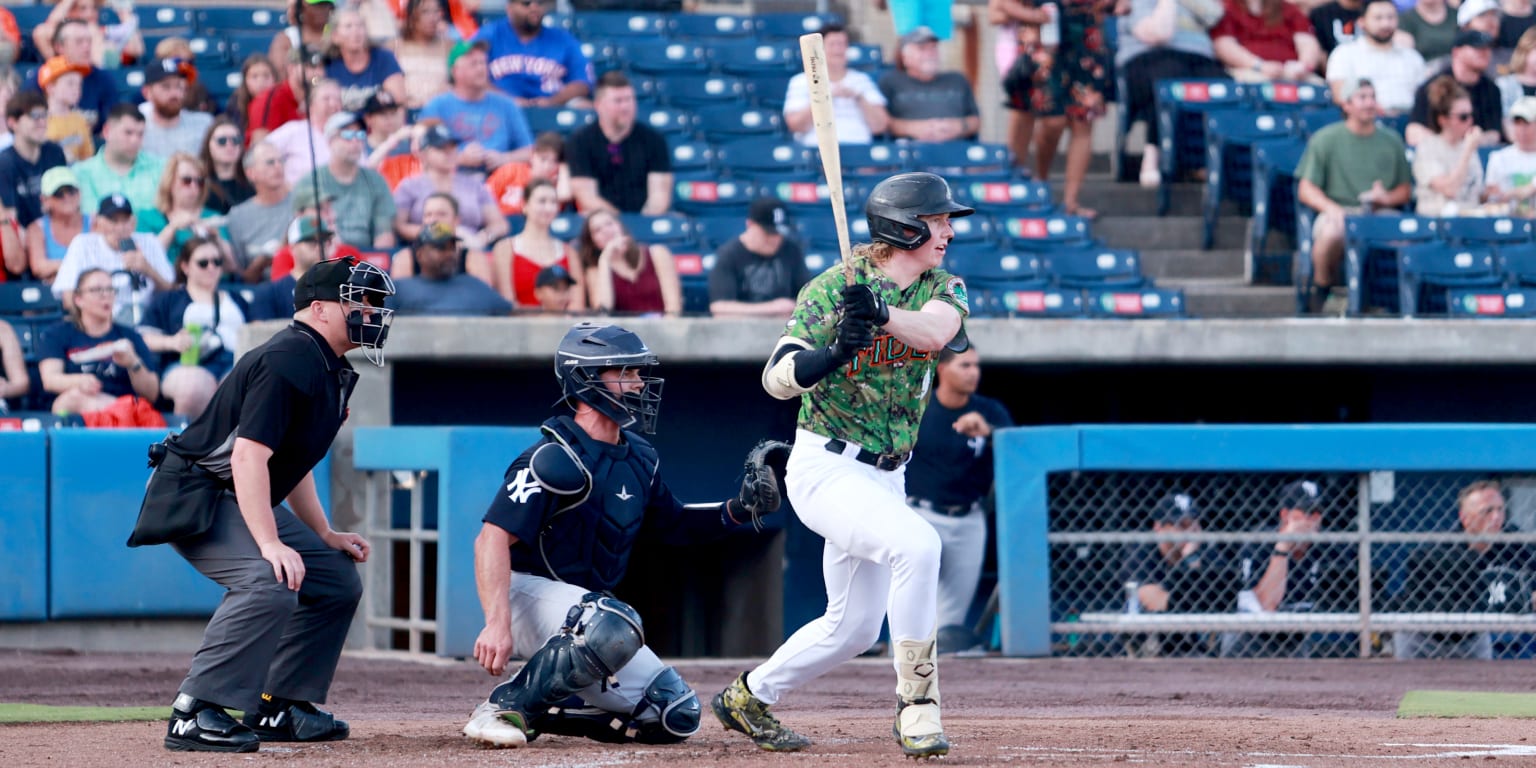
[{"x1": 172, "y1": 491, "x2": 363, "y2": 713}]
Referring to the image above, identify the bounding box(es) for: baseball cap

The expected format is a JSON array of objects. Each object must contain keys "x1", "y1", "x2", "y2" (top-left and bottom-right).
[
  {"x1": 143, "y1": 57, "x2": 190, "y2": 86},
  {"x1": 447, "y1": 39, "x2": 488, "y2": 70},
  {"x1": 899, "y1": 25, "x2": 939, "y2": 47},
  {"x1": 748, "y1": 196, "x2": 792, "y2": 236},
  {"x1": 41, "y1": 167, "x2": 80, "y2": 197},
  {"x1": 98, "y1": 193, "x2": 133, "y2": 218},
  {"x1": 1454, "y1": 29, "x2": 1496, "y2": 49},
  {"x1": 324, "y1": 111, "x2": 363, "y2": 139},
  {"x1": 362, "y1": 90, "x2": 401, "y2": 115},
  {"x1": 535, "y1": 264, "x2": 575, "y2": 289},
  {"x1": 1458, "y1": 0, "x2": 1499, "y2": 27},
  {"x1": 291, "y1": 181, "x2": 338, "y2": 212},
  {"x1": 1336, "y1": 78, "x2": 1372, "y2": 102},
  {"x1": 415, "y1": 221, "x2": 458, "y2": 249},
  {"x1": 1278, "y1": 480, "x2": 1322, "y2": 513},
  {"x1": 1151, "y1": 493, "x2": 1200, "y2": 524},
  {"x1": 1512, "y1": 97, "x2": 1536, "y2": 122},
  {"x1": 293, "y1": 257, "x2": 358, "y2": 311},
  {"x1": 287, "y1": 215, "x2": 326, "y2": 245},
  {"x1": 37, "y1": 56, "x2": 89, "y2": 89},
  {"x1": 421, "y1": 123, "x2": 461, "y2": 151}
]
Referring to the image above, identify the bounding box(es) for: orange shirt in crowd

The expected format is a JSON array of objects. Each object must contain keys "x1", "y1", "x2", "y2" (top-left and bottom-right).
[{"x1": 487, "y1": 162, "x2": 532, "y2": 215}]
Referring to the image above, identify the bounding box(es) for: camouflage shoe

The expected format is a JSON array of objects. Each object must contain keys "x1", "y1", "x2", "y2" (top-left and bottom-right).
[
  {"x1": 711, "y1": 673, "x2": 811, "y2": 752},
  {"x1": 893, "y1": 697, "x2": 949, "y2": 759}
]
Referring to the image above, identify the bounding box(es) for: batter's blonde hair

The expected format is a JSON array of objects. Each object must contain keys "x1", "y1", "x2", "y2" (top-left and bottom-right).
[{"x1": 853, "y1": 241, "x2": 895, "y2": 266}]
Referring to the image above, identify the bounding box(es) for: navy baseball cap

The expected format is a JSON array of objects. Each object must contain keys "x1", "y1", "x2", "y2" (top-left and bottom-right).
[
  {"x1": 98, "y1": 193, "x2": 133, "y2": 218},
  {"x1": 294, "y1": 257, "x2": 361, "y2": 311},
  {"x1": 1278, "y1": 480, "x2": 1322, "y2": 512},
  {"x1": 1151, "y1": 493, "x2": 1200, "y2": 524},
  {"x1": 536, "y1": 264, "x2": 574, "y2": 288}
]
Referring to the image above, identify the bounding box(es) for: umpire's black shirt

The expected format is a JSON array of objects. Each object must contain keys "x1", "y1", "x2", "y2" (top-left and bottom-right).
[{"x1": 174, "y1": 321, "x2": 358, "y2": 506}]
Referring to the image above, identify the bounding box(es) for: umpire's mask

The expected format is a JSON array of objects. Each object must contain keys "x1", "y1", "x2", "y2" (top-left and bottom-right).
[{"x1": 340, "y1": 261, "x2": 396, "y2": 367}]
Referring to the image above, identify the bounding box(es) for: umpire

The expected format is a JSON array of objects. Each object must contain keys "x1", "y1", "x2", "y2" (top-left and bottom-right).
[{"x1": 127, "y1": 258, "x2": 397, "y2": 753}]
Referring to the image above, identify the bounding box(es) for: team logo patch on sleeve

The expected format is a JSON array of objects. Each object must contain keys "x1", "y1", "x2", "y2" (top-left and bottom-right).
[{"x1": 946, "y1": 277, "x2": 969, "y2": 312}]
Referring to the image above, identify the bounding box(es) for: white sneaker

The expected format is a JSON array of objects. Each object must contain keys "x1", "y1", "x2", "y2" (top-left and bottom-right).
[{"x1": 463, "y1": 701, "x2": 527, "y2": 748}]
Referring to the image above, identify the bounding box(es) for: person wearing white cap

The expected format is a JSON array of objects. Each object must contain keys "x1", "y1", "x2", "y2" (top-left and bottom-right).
[
  {"x1": 1485, "y1": 96, "x2": 1536, "y2": 214},
  {"x1": 1326, "y1": 0, "x2": 1425, "y2": 115},
  {"x1": 1459, "y1": 0, "x2": 1502, "y2": 39}
]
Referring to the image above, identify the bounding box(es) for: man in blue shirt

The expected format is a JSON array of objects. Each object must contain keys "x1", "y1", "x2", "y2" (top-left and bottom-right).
[
  {"x1": 473, "y1": 0, "x2": 592, "y2": 107},
  {"x1": 420, "y1": 40, "x2": 533, "y2": 174},
  {"x1": 24, "y1": 19, "x2": 119, "y2": 132}
]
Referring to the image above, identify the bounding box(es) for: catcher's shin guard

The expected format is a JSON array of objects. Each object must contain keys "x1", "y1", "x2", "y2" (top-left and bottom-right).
[
  {"x1": 893, "y1": 637, "x2": 949, "y2": 759},
  {"x1": 488, "y1": 593, "x2": 646, "y2": 729},
  {"x1": 527, "y1": 666, "x2": 701, "y2": 744}
]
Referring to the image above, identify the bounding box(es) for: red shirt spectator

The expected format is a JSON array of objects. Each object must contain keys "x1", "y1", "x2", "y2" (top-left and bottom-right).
[{"x1": 1212, "y1": 0, "x2": 1317, "y2": 65}]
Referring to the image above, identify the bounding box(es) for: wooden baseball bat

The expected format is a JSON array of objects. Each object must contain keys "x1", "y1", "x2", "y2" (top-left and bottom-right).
[{"x1": 799, "y1": 32, "x2": 855, "y2": 284}]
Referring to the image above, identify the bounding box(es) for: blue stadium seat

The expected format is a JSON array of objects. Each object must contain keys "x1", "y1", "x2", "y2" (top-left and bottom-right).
[
  {"x1": 693, "y1": 214, "x2": 748, "y2": 249},
  {"x1": 549, "y1": 212, "x2": 586, "y2": 241},
  {"x1": 668, "y1": 141, "x2": 718, "y2": 178},
  {"x1": 544, "y1": 11, "x2": 574, "y2": 30},
  {"x1": 739, "y1": 71, "x2": 793, "y2": 110},
  {"x1": 639, "y1": 107, "x2": 698, "y2": 140},
  {"x1": 696, "y1": 104, "x2": 784, "y2": 142},
  {"x1": 621, "y1": 213, "x2": 695, "y2": 247},
  {"x1": 769, "y1": 179, "x2": 870, "y2": 217},
  {"x1": 224, "y1": 31, "x2": 274, "y2": 66},
  {"x1": 838, "y1": 141, "x2": 910, "y2": 181},
  {"x1": 753, "y1": 12, "x2": 843, "y2": 40},
  {"x1": 673, "y1": 178, "x2": 759, "y2": 217},
  {"x1": 1154, "y1": 78, "x2": 1248, "y2": 215},
  {"x1": 183, "y1": 35, "x2": 229, "y2": 66},
  {"x1": 581, "y1": 42, "x2": 621, "y2": 75},
  {"x1": 668, "y1": 14, "x2": 758, "y2": 41},
  {"x1": 1341, "y1": 214, "x2": 1440, "y2": 316},
  {"x1": 802, "y1": 250, "x2": 841, "y2": 274},
  {"x1": 1439, "y1": 216, "x2": 1535, "y2": 247},
  {"x1": 1084, "y1": 288, "x2": 1187, "y2": 318},
  {"x1": 1447, "y1": 288, "x2": 1536, "y2": 317},
  {"x1": 1499, "y1": 242, "x2": 1536, "y2": 286},
  {"x1": 1397, "y1": 243, "x2": 1502, "y2": 318},
  {"x1": 1042, "y1": 248, "x2": 1146, "y2": 290},
  {"x1": 9, "y1": 5, "x2": 53, "y2": 30},
  {"x1": 656, "y1": 74, "x2": 747, "y2": 109},
  {"x1": 1001, "y1": 215, "x2": 1094, "y2": 252},
  {"x1": 575, "y1": 11, "x2": 669, "y2": 39},
  {"x1": 910, "y1": 141, "x2": 1014, "y2": 177},
  {"x1": 1203, "y1": 111, "x2": 1296, "y2": 250},
  {"x1": 715, "y1": 41, "x2": 800, "y2": 76},
  {"x1": 1250, "y1": 81, "x2": 1335, "y2": 113},
  {"x1": 1248, "y1": 138, "x2": 1306, "y2": 285},
  {"x1": 797, "y1": 215, "x2": 871, "y2": 251},
  {"x1": 716, "y1": 137, "x2": 814, "y2": 180},
  {"x1": 844, "y1": 43, "x2": 883, "y2": 72},
  {"x1": 946, "y1": 249, "x2": 1049, "y2": 317},
  {"x1": 669, "y1": 249, "x2": 715, "y2": 315},
  {"x1": 523, "y1": 106, "x2": 597, "y2": 135},
  {"x1": 622, "y1": 40, "x2": 711, "y2": 76},
  {"x1": 137, "y1": 4, "x2": 196, "y2": 32},
  {"x1": 954, "y1": 179, "x2": 1053, "y2": 216},
  {"x1": 987, "y1": 287, "x2": 1086, "y2": 318},
  {"x1": 196, "y1": 7, "x2": 288, "y2": 34},
  {"x1": 947, "y1": 214, "x2": 999, "y2": 247},
  {"x1": 0, "y1": 284, "x2": 64, "y2": 363},
  {"x1": 1294, "y1": 109, "x2": 1344, "y2": 137}
]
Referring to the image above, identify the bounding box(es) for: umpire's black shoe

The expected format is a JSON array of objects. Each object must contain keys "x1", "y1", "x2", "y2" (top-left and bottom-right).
[
  {"x1": 244, "y1": 695, "x2": 351, "y2": 742},
  {"x1": 164, "y1": 694, "x2": 260, "y2": 752}
]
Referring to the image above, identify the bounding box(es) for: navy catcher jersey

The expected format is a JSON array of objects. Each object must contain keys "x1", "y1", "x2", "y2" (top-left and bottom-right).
[
  {"x1": 482, "y1": 415, "x2": 723, "y2": 591},
  {"x1": 905, "y1": 392, "x2": 1012, "y2": 507}
]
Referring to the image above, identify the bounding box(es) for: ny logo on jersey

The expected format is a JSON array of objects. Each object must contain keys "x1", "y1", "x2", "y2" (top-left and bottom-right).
[
  {"x1": 507, "y1": 468, "x2": 542, "y2": 504},
  {"x1": 1489, "y1": 579, "x2": 1509, "y2": 607},
  {"x1": 967, "y1": 435, "x2": 986, "y2": 458}
]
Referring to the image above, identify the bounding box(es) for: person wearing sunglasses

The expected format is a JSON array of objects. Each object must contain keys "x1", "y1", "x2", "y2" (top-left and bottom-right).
[
  {"x1": 26, "y1": 167, "x2": 89, "y2": 284},
  {"x1": 1413, "y1": 74, "x2": 1489, "y2": 216},
  {"x1": 140, "y1": 152, "x2": 234, "y2": 269},
  {"x1": 200, "y1": 117, "x2": 254, "y2": 215},
  {"x1": 37, "y1": 266, "x2": 160, "y2": 418},
  {"x1": 472, "y1": 0, "x2": 592, "y2": 108},
  {"x1": 139, "y1": 58, "x2": 215, "y2": 160},
  {"x1": 316, "y1": 111, "x2": 396, "y2": 250},
  {"x1": 0, "y1": 90, "x2": 68, "y2": 234},
  {"x1": 137, "y1": 235, "x2": 250, "y2": 419},
  {"x1": 1406, "y1": 29, "x2": 1505, "y2": 147}
]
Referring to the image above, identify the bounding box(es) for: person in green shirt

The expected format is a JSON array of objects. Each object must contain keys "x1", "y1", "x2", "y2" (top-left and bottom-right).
[
  {"x1": 71, "y1": 103, "x2": 166, "y2": 216},
  {"x1": 1296, "y1": 78, "x2": 1413, "y2": 313},
  {"x1": 712, "y1": 172, "x2": 970, "y2": 759}
]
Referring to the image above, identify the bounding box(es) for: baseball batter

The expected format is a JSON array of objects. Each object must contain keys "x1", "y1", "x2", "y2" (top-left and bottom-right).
[
  {"x1": 712, "y1": 172, "x2": 972, "y2": 759},
  {"x1": 462, "y1": 322, "x2": 784, "y2": 749}
]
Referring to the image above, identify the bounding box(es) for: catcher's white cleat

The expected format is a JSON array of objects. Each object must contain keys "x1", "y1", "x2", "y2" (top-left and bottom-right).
[{"x1": 464, "y1": 701, "x2": 528, "y2": 748}]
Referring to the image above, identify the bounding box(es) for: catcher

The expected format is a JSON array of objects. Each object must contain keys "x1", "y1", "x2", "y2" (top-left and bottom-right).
[{"x1": 462, "y1": 321, "x2": 787, "y2": 748}]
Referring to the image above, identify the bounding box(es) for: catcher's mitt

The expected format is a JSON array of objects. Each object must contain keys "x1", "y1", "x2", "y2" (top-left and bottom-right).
[{"x1": 734, "y1": 439, "x2": 792, "y2": 530}]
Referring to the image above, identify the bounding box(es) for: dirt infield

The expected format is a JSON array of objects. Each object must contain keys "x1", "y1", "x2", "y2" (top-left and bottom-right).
[{"x1": 4, "y1": 650, "x2": 1536, "y2": 767}]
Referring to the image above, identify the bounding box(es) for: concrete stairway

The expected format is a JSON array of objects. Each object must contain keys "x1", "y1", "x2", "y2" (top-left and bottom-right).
[{"x1": 1060, "y1": 174, "x2": 1297, "y2": 318}]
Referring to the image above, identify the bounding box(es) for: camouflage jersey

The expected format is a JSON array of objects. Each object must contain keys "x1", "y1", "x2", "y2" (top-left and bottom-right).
[{"x1": 782, "y1": 250, "x2": 969, "y2": 457}]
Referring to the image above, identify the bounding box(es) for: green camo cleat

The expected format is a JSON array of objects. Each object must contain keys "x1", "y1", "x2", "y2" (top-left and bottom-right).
[{"x1": 712, "y1": 672, "x2": 812, "y2": 752}]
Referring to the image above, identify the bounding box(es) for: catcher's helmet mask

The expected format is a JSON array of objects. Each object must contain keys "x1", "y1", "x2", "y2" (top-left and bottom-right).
[
  {"x1": 555, "y1": 322, "x2": 665, "y2": 434},
  {"x1": 866, "y1": 172, "x2": 975, "y2": 251}
]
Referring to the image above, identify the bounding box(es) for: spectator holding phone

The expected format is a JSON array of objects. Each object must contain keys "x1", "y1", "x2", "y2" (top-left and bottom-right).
[{"x1": 52, "y1": 193, "x2": 174, "y2": 322}]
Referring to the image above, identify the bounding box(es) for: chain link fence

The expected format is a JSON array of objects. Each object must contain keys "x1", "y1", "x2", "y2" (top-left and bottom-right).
[{"x1": 1046, "y1": 471, "x2": 1536, "y2": 659}]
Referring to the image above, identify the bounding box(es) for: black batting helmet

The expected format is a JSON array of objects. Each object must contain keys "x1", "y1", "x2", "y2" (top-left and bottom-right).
[
  {"x1": 866, "y1": 172, "x2": 974, "y2": 250},
  {"x1": 554, "y1": 322, "x2": 664, "y2": 433}
]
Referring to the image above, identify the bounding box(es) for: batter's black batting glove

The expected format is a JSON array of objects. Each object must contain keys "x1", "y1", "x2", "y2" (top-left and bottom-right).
[
  {"x1": 841, "y1": 283, "x2": 889, "y2": 325},
  {"x1": 831, "y1": 315, "x2": 877, "y2": 363}
]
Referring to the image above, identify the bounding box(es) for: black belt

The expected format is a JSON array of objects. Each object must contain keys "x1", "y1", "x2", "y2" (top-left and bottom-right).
[
  {"x1": 824, "y1": 438, "x2": 910, "y2": 471},
  {"x1": 907, "y1": 497, "x2": 977, "y2": 517}
]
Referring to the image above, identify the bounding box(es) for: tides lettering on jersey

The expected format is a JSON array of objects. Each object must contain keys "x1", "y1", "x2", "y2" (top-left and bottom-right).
[{"x1": 844, "y1": 334, "x2": 932, "y2": 376}]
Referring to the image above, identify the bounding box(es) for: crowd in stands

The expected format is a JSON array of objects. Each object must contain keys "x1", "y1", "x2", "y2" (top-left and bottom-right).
[{"x1": 8, "y1": 0, "x2": 1536, "y2": 416}]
